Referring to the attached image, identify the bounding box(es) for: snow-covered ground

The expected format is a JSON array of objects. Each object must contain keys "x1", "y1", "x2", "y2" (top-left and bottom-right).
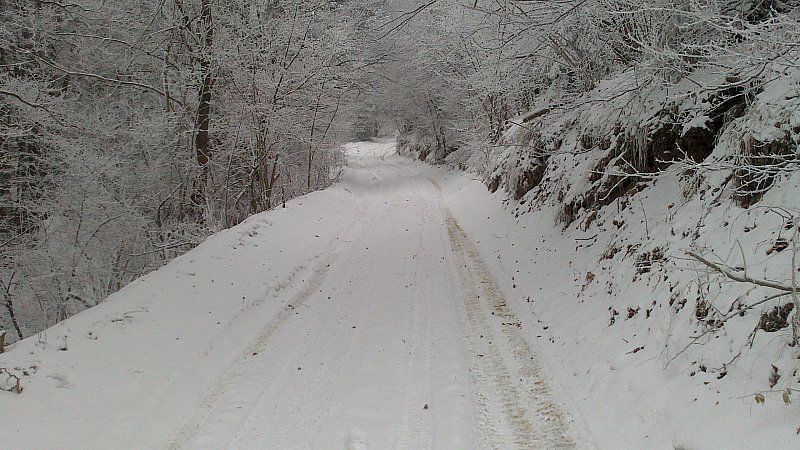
[
  {"x1": 3, "y1": 139, "x2": 798, "y2": 449},
  {"x1": 0, "y1": 140, "x2": 587, "y2": 449}
]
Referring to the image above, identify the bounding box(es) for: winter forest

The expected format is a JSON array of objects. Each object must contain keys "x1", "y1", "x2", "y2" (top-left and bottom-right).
[{"x1": 2, "y1": 0, "x2": 800, "y2": 448}]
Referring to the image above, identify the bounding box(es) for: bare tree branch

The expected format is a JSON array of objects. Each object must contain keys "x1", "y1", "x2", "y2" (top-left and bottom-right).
[{"x1": 687, "y1": 251, "x2": 795, "y2": 292}]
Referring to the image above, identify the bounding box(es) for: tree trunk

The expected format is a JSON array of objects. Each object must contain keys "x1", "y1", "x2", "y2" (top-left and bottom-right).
[
  {"x1": 266, "y1": 153, "x2": 280, "y2": 210},
  {"x1": 1, "y1": 272, "x2": 23, "y2": 340},
  {"x1": 3, "y1": 298, "x2": 23, "y2": 341},
  {"x1": 307, "y1": 87, "x2": 324, "y2": 190},
  {"x1": 192, "y1": 0, "x2": 213, "y2": 208}
]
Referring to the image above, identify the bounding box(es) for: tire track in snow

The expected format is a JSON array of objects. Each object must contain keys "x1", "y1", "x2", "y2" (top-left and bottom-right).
[
  {"x1": 245, "y1": 208, "x2": 382, "y2": 449},
  {"x1": 226, "y1": 170, "x2": 397, "y2": 449},
  {"x1": 298, "y1": 163, "x2": 442, "y2": 448},
  {"x1": 166, "y1": 200, "x2": 374, "y2": 449},
  {"x1": 445, "y1": 209, "x2": 577, "y2": 449},
  {"x1": 391, "y1": 190, "x2": 436, "y2": 450},
  {"x1": 168, "y1": 152, "x2": 408, "y2": 449},
  {"x1": 165, "y1": 254, "x2": 336, "y2": 449}
]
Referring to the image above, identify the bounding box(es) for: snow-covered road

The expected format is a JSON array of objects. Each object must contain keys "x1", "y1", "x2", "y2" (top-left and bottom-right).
[
  {"x1": 1, "y1": 141, "x2": 584, "y2": 449},
  {"x1": 169, "y1": 142, "x2": 576, "y2": 449}
]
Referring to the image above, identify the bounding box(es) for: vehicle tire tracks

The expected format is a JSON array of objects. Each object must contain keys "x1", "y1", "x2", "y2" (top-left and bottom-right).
[
  {"x1": 166, "y1": 200, "x2": 375, "y2": 449},
  {"x1": 445, "y1": 209, "x2": 577, "y2": 449},
  {"x1": 391, "y1": 190, "x2": 436, "y2": 450}
]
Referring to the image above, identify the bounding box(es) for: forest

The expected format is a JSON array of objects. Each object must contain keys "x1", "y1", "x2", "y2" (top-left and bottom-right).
[
  {"x1": 2, "y1": 0, "x2": 800, "y2": 379},
  {"x1": 2, "y1": 0, "x2": 800, "y2": 447},
  {"x1": 1, "y1": 0, "x2": 376, "y2": 339}
]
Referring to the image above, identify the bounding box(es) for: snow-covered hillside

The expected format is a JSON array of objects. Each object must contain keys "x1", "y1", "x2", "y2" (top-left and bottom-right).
[
  {"x1": 447, "y1": 169, "x2": 800, "y2": 448},
  {"x1": 428, "y1": 55, "x2": 800, "y2": 447}
]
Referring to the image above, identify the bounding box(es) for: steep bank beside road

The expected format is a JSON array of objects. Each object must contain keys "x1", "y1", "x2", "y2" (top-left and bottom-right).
[
  {"x1": 402, "y1": 61, "x2": 800, "y2": 447},
  {"x1": 437, "y1": 166, "x2": 800, "y2": 448}
]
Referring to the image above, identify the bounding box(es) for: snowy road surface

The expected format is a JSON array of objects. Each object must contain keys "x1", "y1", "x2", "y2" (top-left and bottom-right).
[{"x1": 1, "y1": 141, "x2": 585, "y2": 449}]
